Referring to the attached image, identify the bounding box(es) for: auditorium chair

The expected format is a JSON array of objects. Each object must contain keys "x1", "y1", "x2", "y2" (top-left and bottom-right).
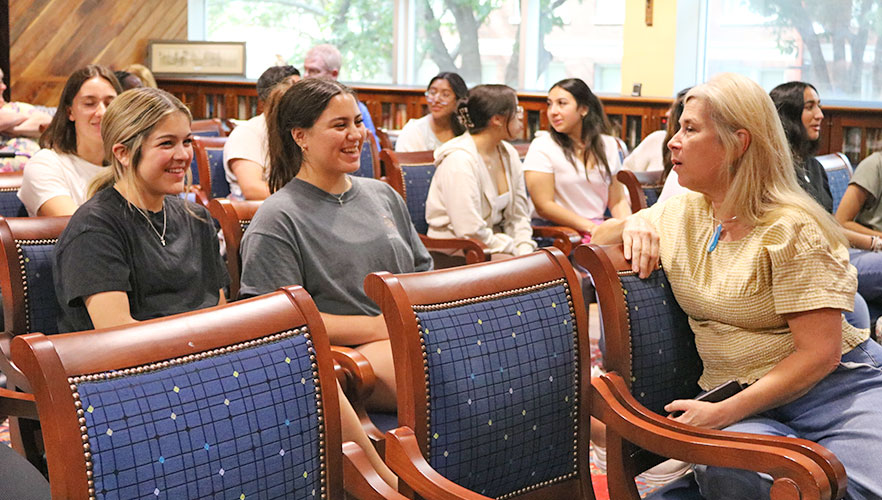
[
  {"x1": 193, "y1": 135, "x2": 231, "y2": 201},
  {"x1": 190, "y1": 118, "x2": 226, "y2": 137},
  {"x1": 816, "y1": 152, "x2": 853, "y2": 213},
  {"x1": 11, "y1": 286, "x2": 403, "y2": 499},
  {"x1": 574, "y1": 244, "x2": 847, "y2": 499},
  {"x1": 0, "y1": 171, "x2": 28, "y2": 217},
  {"x1": 365, "y1": 247, "x2": 847, "y2": 499},
  {"x1": 207, "y1": 198, "x2": 261, "y2": 300},
  {"x1": 355, "y1": 130, "x2": 381, "y2": 179},
  {"x1": 0, "y1": 215, "x2": 69, "y2": 471},
  {"x1": 616, "y1": 169, "x2": 664, "y2": 211}
]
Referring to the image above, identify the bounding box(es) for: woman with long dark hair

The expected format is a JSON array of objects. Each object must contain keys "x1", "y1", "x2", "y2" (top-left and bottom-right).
[
  {"x1": 523, "y1": 78, "x2": 629, "y2": 243},
  {"x1": 395, "y1": 71, "x2": 468, "y2": 151},
  {"x1": 239, "y1": 78, "x2": 432, "y2": 488}
]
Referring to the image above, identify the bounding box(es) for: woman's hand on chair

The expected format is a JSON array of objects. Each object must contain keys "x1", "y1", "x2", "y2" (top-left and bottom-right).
[{"x1": 622, "y1": 215, "x2": 659, "y2": 279}]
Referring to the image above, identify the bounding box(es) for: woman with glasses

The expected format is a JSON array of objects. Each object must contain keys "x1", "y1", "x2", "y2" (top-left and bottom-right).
[
  {"x1": 426, "y1": 84, "x2": 536, "y2": 263},
  {"x1": 395, "y1": 72, "x2": 468, "y2": 152},
  {"x1": 523, "y1": 78, "x2": 630, "y2": 244}
]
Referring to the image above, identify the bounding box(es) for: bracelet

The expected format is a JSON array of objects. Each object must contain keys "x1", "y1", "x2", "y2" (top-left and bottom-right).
[{"x1": 871, "y1": 236, "x2": 882, "y2": 252}]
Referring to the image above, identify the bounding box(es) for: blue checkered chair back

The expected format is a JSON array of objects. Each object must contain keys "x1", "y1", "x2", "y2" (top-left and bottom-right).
[
  {"x1": 825, "y1": 166, "x2": 850, "y2": 213},
  {"x1": 401, "y1": 163, "x2": 436, "y2": 235},
  {"x1": 354, "y1": 139, "x2": 375, "y2": 179},
  {"x1": 0, "y1": 189, "x2": 27, "y2": 217},
  {"x1": 18, "y1": 240, "x2": 60, "y2": 335},
  {"x1": 618, "y1": 268, "x2": 702, "y2": 414},
  {"x1": 642, "y1": 186, "x2": 661, "y2": 207},
  {"x1": 414, "y1": 280, "x2": 580, "y2": 497},
  {"x1": 206, "y1": 148, "x2": 231, "y2": 199},
  {"x1": 73, "y1": 328, "x2": 325, "y2": 499}
]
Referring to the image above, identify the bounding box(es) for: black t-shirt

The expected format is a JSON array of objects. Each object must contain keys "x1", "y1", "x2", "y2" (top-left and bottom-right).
[
  {"x1": 796, "y1": 156, "x2": 834, "y2": 214},
  {"x1": 54, "y1": 188, "x2": 229, "y2": 333}
]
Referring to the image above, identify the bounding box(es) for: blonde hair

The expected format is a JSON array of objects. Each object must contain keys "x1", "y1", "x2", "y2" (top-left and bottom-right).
[
  {"x1": 124, "y1": 63, "x2": 157, "y2": 88},
  {"x1": 89, "y1": 88, "x2": 192, "y2": 206},
  {"x1": 688, "y1": 73, "x2": 844, "y2": 246}
]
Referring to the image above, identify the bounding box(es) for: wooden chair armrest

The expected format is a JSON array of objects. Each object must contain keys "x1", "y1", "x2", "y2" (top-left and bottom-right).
[
  {"x1": 419, "y1": 235, "x2": 491, "y2": 264},
  {"x1": 188, "y1": 185, "x2": 210, "y2": 208},
  {"x1": 592, "y1": 373, "x2": 844, "y2": 500},
  {"x1": 342, "y1": 441, "x2": 408, "y2": 500},
  {"x1": 385, "y1": 427, "x2": 493, "y2": 500},
  {"x1": 331, "y1": 346, "x2": 386, "y2": 454},
  {"x1": 1, "y1": 332, "x2": 31, "y2": 393},
  {"x1": 0, "y1": 386, "x2": 37, "y2": 420},
  {"x1": 531, "y1": 225, "x2": 581, "y2": 255}
]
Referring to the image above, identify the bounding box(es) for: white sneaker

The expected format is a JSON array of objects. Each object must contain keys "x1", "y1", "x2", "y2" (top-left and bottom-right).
[
  {"x1": 638, "y1": 459, "x2": 693, "y2": 485},
  {"x1": 590, "y1": 441, "x2": 607, "y2": 473}
]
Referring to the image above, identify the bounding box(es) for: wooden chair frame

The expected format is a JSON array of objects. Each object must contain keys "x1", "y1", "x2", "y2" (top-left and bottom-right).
[
  {"x1": 616, "y1": 169, "x2": 664, "y2": 211},
  {"x1": 190, "y1": 117, "x2": 226, "y2": 137},
  {"x1": 574, "y1": 243, "x2": 848, "y2": 500},
  {"x1": 207, "y1": 198, "x2": 262, "y2": 300},
  {"x1": 12, "y1": 286, "x2": 402, "y2": 500},
  {"x1": 192, "y1": 135, "x2": 229, "y2": 202}
]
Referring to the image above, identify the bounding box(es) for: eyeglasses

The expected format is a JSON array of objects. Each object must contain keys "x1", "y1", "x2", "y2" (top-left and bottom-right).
[{"x1": 425, "y1": 90, "x2": 455, "y2": 103}]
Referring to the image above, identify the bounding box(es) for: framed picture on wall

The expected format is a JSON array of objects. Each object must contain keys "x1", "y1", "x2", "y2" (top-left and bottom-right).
[{"x1": 147, "y1": 40, "x2": 246, "y2": 77}]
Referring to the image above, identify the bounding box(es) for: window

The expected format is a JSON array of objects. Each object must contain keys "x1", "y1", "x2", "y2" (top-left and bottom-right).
[
  {"x1": 198, "y1": 0, "x2": 625, "y2": 91},
  {"x1": 204, "y1": 0, "x2": 394, "y2": 82},
  {"x1": 700, "y1": 0, "x2": 882, "y2": 102}
]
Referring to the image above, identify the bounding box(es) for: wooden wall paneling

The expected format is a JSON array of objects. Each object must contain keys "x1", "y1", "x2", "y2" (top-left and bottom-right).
[{"x1": 10, "y1": 0, "x2": 187, "y2": 105}]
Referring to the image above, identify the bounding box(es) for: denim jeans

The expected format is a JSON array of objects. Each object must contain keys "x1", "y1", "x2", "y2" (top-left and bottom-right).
[
  {"x1": 849, "y1": 248, "x2": 882, "y2": 303},
  {"x1": 694, "y1": 339, "x2": 882, "y2": 500}
]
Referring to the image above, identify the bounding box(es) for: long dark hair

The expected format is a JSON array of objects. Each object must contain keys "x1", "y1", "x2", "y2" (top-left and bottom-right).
[
  {"x1": 266, "y1": 78, "x2": 357, "y2": 193},
  {"x1": 769, "y1": 81, "x2": 820, "y2": 165},
  {"x1": 661, "y1": 87, "x2": 691, "y2": 183},
  {"x1": 548, "y1": 78, "x2": 613, "y2": 182},
  {"x1": 428, "y1": 72, "x2": 468, "y2": 136},
  {"x1": 456, "y1": 84, "x2": 518, "y2": 136},
  {"x1": 40, "y1": 64, "x2": 122, "y2": 154}
]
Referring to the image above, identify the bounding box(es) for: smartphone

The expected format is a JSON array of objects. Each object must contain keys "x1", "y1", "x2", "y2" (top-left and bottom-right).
[
  {"x1": 670, "y1": 380, "x2": 745, "y2": 417},
  {"x1": 694, "y1": 380, "x2": 746, "y2": 403}
]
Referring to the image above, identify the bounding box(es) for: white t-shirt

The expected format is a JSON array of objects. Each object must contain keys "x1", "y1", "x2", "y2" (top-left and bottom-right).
[
  {"x1": 522, "y1": 132, "x2": 622, "y2": 220},
  {"x1": 395, "y1": 114, "x2": 443, "y2": 152},
  {"x1": 17, "y1": 149, "x2": 105, "y2": 216},
  {"x1": 657, "y1": 169, "x2": 691, "y2": 203},
  {"x1": 223, "y1": 114, "x2": 268, "y2": 200},
  {"x1": 623, "y1": 129, "x2": 666, "y2": 173}
]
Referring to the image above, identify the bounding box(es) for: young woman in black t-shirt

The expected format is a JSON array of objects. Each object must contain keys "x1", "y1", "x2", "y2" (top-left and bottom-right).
[{"x1": 53, "y1": 87, "x2": 228, "y2": 333}]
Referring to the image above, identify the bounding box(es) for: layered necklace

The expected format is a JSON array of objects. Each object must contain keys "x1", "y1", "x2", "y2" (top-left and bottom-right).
[{"x1": 135, "y1": 201, "x2": 167, "y2": 246}]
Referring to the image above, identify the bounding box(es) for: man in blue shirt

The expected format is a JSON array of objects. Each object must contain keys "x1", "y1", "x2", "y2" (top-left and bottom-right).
[{"x1": 303, "y1": 44, "x2": 381, "y2": 150}]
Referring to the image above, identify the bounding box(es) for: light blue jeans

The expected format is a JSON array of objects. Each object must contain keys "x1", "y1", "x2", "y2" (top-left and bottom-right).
[
  {"x1": 694, "y1": 339, "x2": 882, "y2": 500},
  {"x1": 850, "y1": 249, "x2": 882, "y2": 303}
]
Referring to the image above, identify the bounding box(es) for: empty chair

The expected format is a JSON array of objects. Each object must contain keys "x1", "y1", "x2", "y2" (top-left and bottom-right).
[
  {"x1": 12, "y1": 286, "x2": 402, "y2": 499},
  {"x1": 190, "y1": 117, "x2": 226, "y2": 137},
  {"x1": 366, "y1": 248, "x2": 846, "y2": 500}
]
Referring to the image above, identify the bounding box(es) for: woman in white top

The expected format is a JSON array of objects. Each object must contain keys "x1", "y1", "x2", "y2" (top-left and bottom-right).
[
  {"x1": 18, "y1": 65, "x2": 120, "y2": 216},
  {"x1": 426, "y1": 84, "x2": 536, "y2": 259},
  {"x1": 523, "y1": 78, "x2": 630, "y2": 243},
  {"x1": 657, "y1": 88, "x2": 693, "y2": 203},
  {"x1": 395, "y1": 72, "x2": 467, "y2": 152}
]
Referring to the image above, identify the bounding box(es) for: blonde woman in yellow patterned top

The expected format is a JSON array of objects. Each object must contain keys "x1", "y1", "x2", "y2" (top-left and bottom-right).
[{"x1": 594, "y1": 73, "x2": 882, "y2": 499}]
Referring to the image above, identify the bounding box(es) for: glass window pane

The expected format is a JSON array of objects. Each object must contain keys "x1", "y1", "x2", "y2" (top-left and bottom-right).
[
  {"x1": 206, "y1": 0, "x2": 393, "y2": 82},
  {"x1": 705, "y1": 0, "x2": 882, "y2": 101}
]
